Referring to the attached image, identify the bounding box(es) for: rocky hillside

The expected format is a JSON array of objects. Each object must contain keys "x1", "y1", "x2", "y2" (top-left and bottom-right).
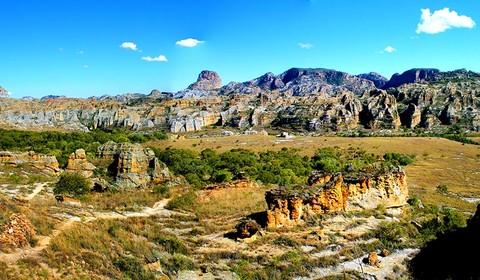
[{"x1": 1, "y1": 67, "x2": 480, "y2": 133}]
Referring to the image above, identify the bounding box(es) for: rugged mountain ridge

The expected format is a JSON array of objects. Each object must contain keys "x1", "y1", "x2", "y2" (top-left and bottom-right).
[{"x1": 1, "y1": 67, "x2": 480, "y2": 133}]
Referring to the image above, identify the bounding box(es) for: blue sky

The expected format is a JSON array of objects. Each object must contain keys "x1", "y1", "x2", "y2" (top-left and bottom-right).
[{"x1": 0, "y1": 0, "x2": 478, "y2": 98}]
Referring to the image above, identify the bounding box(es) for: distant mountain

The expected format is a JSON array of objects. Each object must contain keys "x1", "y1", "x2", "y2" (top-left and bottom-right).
[
  {"x1": 220, "y1": 67, "x2": 376, "y2": 97},
  {"x1": 0, "y1": 86, "x2": 10, "y2": 98},
  {"x1": 382, "y1": 69, "x2": 440, "y2": 89},
  {"x1": 1, "y1": 67, "x2": 480, "y2": 134},
  {"x1": 357, "y1": 72, "x2": 388, "y2": 88}
]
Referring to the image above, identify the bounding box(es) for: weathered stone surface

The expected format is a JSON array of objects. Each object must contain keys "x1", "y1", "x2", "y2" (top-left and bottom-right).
[
  {"x1": 0, "y1": 151, "x2": 61, "y2": 175},
  {"x1": 361, "y1": 90, "x2": 401, "y2": 129},
  {"x1": 364, "y1": 252, "x2": 380, "y2": 266},
  {"x1": 400, "y1": 103, "x2": 422, "y2": 129},
  {"x1": 96, "y1": 141, "x2": 174, "y2": 188},
  {"x1": 236, "y1": 219, "x2": 261, "y2": 238},
  {"x1": 65, "y1": 149, "x2": 96, "y2": 178},
  {"x1": 0, "y1": 213, "x2": 36, "y2": 252},
  {"x1": 1, "y1": 68, "x2": 480, "y2": 133},
  {"x1": 266, "y1": 168, "x2": 408, "y2": 228}
]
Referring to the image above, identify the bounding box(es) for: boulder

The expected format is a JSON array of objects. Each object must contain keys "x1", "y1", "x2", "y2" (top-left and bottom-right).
[
  {"x1": 65, "y1": 149, "x2": 96, "y2": 178},
  {"x1": 236, "y1": 219, "x2": 261, "y2": 238}
]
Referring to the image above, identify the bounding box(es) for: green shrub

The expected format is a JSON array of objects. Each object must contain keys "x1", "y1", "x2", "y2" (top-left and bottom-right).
[
  {"x1": 437, "y1": 184, "x2": 448, "y2": 194},
  {"x1": 53, "y1": 172, "x2": 91, "y2": 197},
  {"x1": 114, "y1": 255, "x2": 154, "y2": 280},
  {"x1": 212, "y1": 169, "x2": 232, "y2": 183},
  {"x1": 166, "y1": 191, "x2": 197, "y2": 211}
]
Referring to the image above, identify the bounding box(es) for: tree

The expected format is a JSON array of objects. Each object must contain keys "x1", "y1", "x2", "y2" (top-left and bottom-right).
[{"x1": 53, "y1": 172, "x2": 91, "y2": 197}]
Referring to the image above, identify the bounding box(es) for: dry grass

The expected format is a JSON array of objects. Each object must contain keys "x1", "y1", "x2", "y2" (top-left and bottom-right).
[
  {"x1": 148, "y1": 135, "x2": 480, "y2": 213},
  {"x1": 195, "y1": 186, "x2": 268, "y2": 219}
]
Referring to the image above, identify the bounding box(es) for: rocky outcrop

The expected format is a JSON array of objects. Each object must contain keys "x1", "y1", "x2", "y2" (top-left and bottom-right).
[
  {"x1": 0, "y1": 86, "x2": 9, "y2": 98},
  {"x1": 265, "y1": 168, "x2": 408, "y2": 228},
  {"x1": 400, "y1": 103, "x2": 422, "y2": 128},
  {"x1": 383, "y1": 68, "x2": 440, "y2": 89},
  {"x1": 96, "y1": 141, "x2": 174, "y2": 188},
  {"x1": 360, "y1": 90, "x2": 401, "y2": 129},
  {"x1": 0, "y1": 151, "x2": 61, "y2": 175},
  {"x1": 2, "y1": 67, "x2": 480, "y2": 133},
  {"x1": 65, "y1": 149, "x2": 96, "y2": 178},
  {"x1": 357, "y1": 72, "x2": 388, "y2": 88},
  {"x1": 188, "y1": 70, "x2": 222, "y2": 90},
  {"x1": 0, "y1": 213, "x2": 36, "y2": 252}
]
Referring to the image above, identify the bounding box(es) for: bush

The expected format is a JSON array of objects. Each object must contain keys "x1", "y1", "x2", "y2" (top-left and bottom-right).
[
  {"x1": 212, "y1": 169, "x2": 232, "y2": 183},
  {"x1": 53, "y1": 173, "x2": 91, "y2": 197},
  {"x1": 437, "y1": 184, "x2": 448, "y2": 194}
]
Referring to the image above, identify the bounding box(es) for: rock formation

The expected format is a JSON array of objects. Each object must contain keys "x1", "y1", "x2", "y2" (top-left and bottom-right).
[
  {"x1": 383, "y1": 68, "x2": 440, "y2": 89},
  {"x1": 65, "y1": 149, "x2": 96, "y2": 178},
  {"x1": 1, "y1": 68, "x2": 480, "y2": 133},
  {"x1": 0, "y1": 213, "x2": 36, "y2": 252},
  {"x1": 357, "y1": 72, "x2": 389, "y2": 89},
  {"x1": 188, "y1": 70, "x2": 222, "y2": 90},
  {"x1": 265, "y1": 168, "x2": 408, "y2": 228},
  {"x1": 0, "y1": 151, "x2": 61, "y2": 175},
  {"x1": 96, "y1": 141, "x2": 174, "y2": 188},
  {"x1": 0, "y1": 86, "x2": 9, "y2": 98}
]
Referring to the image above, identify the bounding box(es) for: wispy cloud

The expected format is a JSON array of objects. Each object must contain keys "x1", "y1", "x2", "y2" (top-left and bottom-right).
[
  {"x1": 77, "y1": 50, "x2": 84, "y2": 55},
  {"x1": 83, "y1": 65, "x2": 89, "y2": 69},
  {"x1": 120, "y1": 42, "x2": 138, "y2": 51},
  {"x1": 141, "y1": 55, "x2": 168, "y2": 62},
  {"x1": 298, "y1": 43, "x2": 314, "y2": 49},
  {"x1": 416, "y1": 8, "x2": 475, "y2": 34},
  {"x1": 175, "y1": 38, "x2": 204, "y2": 47}
]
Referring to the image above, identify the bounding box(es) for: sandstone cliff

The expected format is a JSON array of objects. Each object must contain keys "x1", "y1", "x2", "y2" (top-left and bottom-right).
[
  {"x1": 1, "y1": 68, "x2": 480, "y2": 133},
  {"x1": 265, "y1": 168, "x2": 408, "y2": 228}
]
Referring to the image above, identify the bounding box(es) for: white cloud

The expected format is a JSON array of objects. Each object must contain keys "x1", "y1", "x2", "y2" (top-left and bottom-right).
[
  {"x1": 120, "y1": 42, "x2": 138, "y2": 51},
  {"x1": 77, "y1": 50, "x2": 84, "y2": 55},
  {"x1": 83, "y1": 65, "x2": 89, "y2": 69},
  {"x1": 298, "y1": 43, "x2": 314, "y2": 49},
  {"x1": 175, "y1": 38, "x2": 204, "y2": 47},
  {"x1": 384, "y1": 46, "x2": 396, "y2": 53},
  {"x1": 416, "y1": 8, "x2": 476, "y2": 34},
  {"x1": 141, "y1": 55, "x2": 168, "y2": 62}
]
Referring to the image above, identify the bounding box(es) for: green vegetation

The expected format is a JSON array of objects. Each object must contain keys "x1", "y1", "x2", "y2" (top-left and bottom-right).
[
  {"x1": 154, "y1": 146, "x2": 414, "y2": 188},
  {"x1": 53, "y1": 172, "x2": 91, "y2": 197}
]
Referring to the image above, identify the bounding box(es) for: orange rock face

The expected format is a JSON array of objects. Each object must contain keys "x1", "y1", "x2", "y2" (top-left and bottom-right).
[
  {"x1": 265, "y1": 168, "x2": 408, "y2": 228},
  {"x1": 65, "y1": 149, "x2": 96, "y2": 178}
]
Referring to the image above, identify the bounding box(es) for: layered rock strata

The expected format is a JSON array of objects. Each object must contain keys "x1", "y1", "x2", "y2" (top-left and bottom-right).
[
  {"x1": 265, "y1": 168, "x2": 408, "y2": 228},
  {"x1": 0, "y1": 151, "x2": 61, "y2": 175},
  {"x1": 65, "y1": 149, "x2": 96, "y2": 178},
  {"x1": 96, "y1": 141, "x2": 174, "y2": 188}
]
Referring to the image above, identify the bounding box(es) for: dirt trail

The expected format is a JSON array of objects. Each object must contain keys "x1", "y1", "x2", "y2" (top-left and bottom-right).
[
  {"x1": 24, "y1": 183, "x2": 46, "y2": 200},
  {"x1": 0, "y1": 198, "x2": 171, "y2": 264}
]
